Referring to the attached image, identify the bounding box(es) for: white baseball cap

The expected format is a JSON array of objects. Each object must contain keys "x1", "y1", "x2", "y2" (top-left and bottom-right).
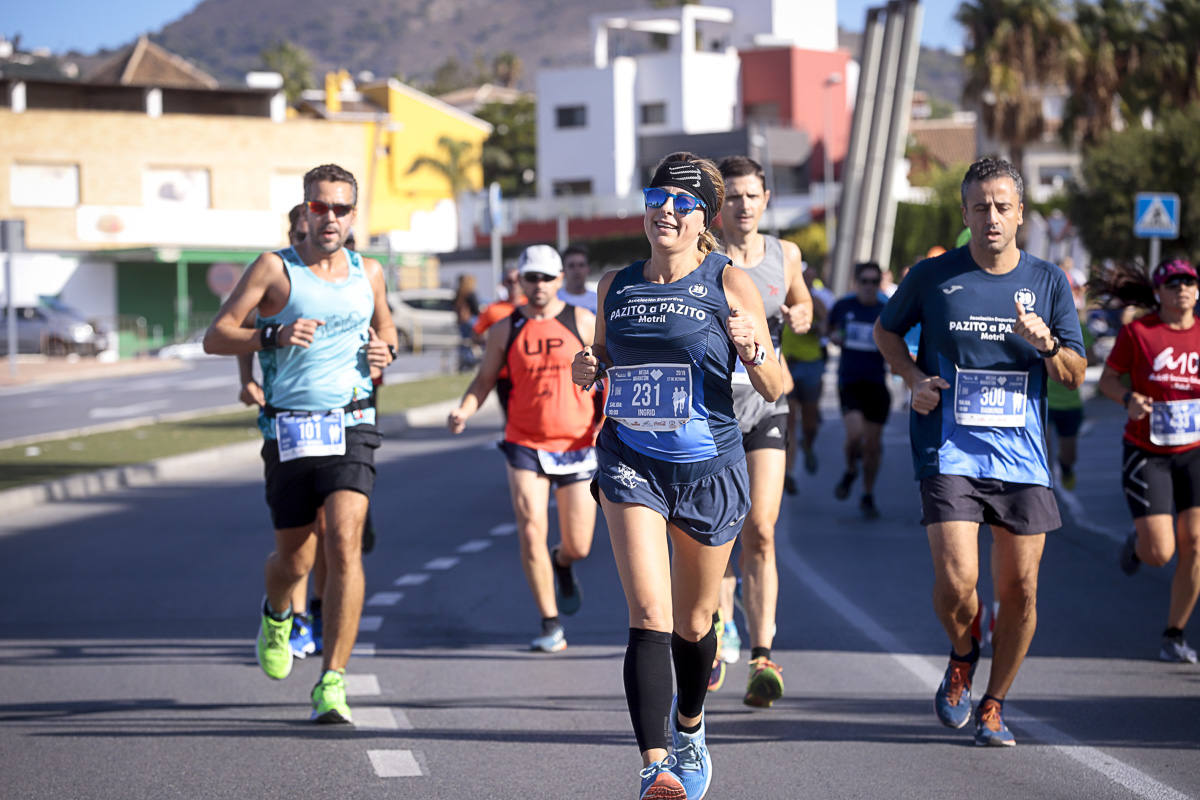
[{"x1": 517, "y1": 244, "x2": 562, "y2": 277}]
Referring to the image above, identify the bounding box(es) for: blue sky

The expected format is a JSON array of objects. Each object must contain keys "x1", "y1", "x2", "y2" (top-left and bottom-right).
[{"x1": 7, "y1": 0, "x2": 966, "y2": 55}]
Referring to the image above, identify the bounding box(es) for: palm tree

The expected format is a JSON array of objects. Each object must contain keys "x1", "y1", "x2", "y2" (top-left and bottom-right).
[
  {"x1": 955, "y1": 0, "x2": 1082, "y2": 176},
  {"x1": 260, "y1": 40, "x2": 314, "y2": 105},
  {"x1": 1141, "y1": 0, "x2": 1200, "y2": 114},
  {"x1": 1064, "y1": 0, "x2": 1148, "y2": 145},
  {"x1": 407, "y1": 136, "x2": 480, "y2": 196}
]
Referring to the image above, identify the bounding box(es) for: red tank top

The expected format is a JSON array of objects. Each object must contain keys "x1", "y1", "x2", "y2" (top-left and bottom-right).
[
  {"x1": 503, "y1": 306, "x2": 598, "y2": 452},
  {"x1": 1107, "y1": 313, "x2": 1200, "y2": 453}
]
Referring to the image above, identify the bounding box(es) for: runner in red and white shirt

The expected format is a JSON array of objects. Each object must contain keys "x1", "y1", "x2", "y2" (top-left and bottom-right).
[{"x1": 1097, "y1": 258, "x2": 1200, "y2": 664}]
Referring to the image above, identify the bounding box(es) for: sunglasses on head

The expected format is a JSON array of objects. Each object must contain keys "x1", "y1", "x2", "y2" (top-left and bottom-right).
[
  {"x1": 1164, "y1": 276, "x2": 1197, "y2": 289},
  {"x1": 521, "y1": 272, "x2": 556, "y2": 283},
  {"x1": 307, "y1": 200, "x2": 355, "y2": 217},
  {"x1": 643, "y1": 187, "x2": 706, "y2": 217}
]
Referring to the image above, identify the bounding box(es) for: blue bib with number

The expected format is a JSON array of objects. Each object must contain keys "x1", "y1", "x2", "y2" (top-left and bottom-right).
[
  {"x1": 953, "y1": 368, "x2": 1028, "y2": 427},
  {"x1": 1150, "y1": 399, "x2": 1200, "y2": 447},
  {"x1": 605, "y1": 364, "x2": 693, "y2": 431}
]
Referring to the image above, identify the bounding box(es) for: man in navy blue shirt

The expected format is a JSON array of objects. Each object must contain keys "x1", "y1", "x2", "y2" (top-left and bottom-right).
[
  {"x1": 828, "y1": 261, "x2": 890, "y2": 518},
  {"x1": 874, "y1": 157, "x2": 1085, "y2": 747}
]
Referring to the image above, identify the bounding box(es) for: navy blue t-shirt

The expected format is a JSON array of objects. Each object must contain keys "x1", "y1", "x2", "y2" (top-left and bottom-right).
[
  {"x1": 878, "y1": 246, "x2": 1084, "y2": 486},
  {"x1": 828, "y1": 295, "x2": 887, "y2": 385}
]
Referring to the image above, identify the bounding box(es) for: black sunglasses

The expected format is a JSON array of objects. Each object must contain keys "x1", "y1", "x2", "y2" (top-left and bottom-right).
[
  {"x1": 1164, "y1": 277, "x2": 1198, "y2": 289},
  {"x1": 307, "y1": 200, "x2": 355, "y2": 217},
  {"x1": 521, "y1": 272, "x2": 557, "y2": 283}
]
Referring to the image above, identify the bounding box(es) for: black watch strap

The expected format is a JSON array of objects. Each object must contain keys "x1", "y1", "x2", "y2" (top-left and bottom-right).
[{"x1": 1037, "y1": 336, "x2": 1061, "y2": 359}]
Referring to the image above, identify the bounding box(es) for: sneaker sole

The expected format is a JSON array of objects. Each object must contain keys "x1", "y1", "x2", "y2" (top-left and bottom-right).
[
  {"x1": 641, "y1": 783, "x2": 687, "y2": 800},
  {"x1": 531, "y1": 640, "x2": 567, "y2": 653},
  {"x1": 708, "y1": 661, "x2": 726, "y2": 691},
  {"x1": 975, "y1": 734, "x2": 1016, "y2": 747},
  {"x1": 311, "y1": 708, "x2": 352, "y2": 724},
  {"x1": 743, "y1": 679, "x2": 783, "y2": 708},
  {"x1": 936, "y1": 704, "x2": 972, "y2": 729}
]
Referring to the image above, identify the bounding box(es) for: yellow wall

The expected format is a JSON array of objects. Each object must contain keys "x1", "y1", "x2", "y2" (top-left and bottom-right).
[
  {"x1": 0, "y1": 109, "x2": 368, "y2": 250},
  {"x1": 361, "y1": 83, "x2": 489, "y2": 238}
]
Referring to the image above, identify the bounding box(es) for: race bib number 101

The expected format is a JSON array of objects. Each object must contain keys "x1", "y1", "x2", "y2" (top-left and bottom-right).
[{"x1": 275, "y1": 410, "x2": 347, "y2": 462}]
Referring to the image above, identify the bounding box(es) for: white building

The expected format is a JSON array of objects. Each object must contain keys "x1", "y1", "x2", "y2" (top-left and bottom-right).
[{"x1": 535, "y1": 1, "x2": 836, "y2": 202}]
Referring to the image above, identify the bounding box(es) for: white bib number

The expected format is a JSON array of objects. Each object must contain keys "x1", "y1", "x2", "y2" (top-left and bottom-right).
[
  {"x1": 843, "y1": 320, "x2": 878, "y2": 352},
  {"x1": 604, "y1": 363, "x2": 692, "y2": 431},
  {"x1": 536, "y1": 447, "x2": 598, "y2": 476},
  {"x1": 953, "y1": 368, "x2": 1028, "y2": 427},
  {"x1": 1150, "y1": 399, "x2": 1200, "y2": 446},
  {"x1": 275, "y1": 410, "x2": 346, "y2": 462}
]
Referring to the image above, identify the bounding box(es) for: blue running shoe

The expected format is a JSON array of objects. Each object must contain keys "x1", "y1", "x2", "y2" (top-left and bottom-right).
[
  {"x1": 549, "y1": 546, "x2": 582, "y2": 616},
  {"x1": 974, "y1": 698, "x2": 1016, "y2": 747},
  {"x1": 530, "y1": 622, "x2": 567, "y2": 653},
  {"x1": 934, "y1": 655, "x2": 976, "y2": 729},
  {"x1": 639, "y1": 755, "x2": 685, "y2": 800},
  {"x1": 720, "y1": 620, "x2": 741, "y2": 664},
  {"x1": 289, "y1": 613, "x2": 316, "y2": 659},
  {"x1": 669, "y1": 697, "x2": 712, "y2": 800}
]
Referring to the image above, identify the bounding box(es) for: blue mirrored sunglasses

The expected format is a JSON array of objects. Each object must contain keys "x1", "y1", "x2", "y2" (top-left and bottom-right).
[{"x1": 643, "y1": 186, "x2": 706, "y2": 216}]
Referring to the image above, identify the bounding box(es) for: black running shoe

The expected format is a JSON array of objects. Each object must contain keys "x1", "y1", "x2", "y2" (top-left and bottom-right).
[{"x1": 834, "y1": 471, "x2": 856, "y2": 500}]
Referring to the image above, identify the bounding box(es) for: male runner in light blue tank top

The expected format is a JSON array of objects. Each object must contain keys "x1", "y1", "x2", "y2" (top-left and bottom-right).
[
  {"x1": 715, "y1": 155, "x2": 812, "y2": 709},
  {"x1": 204, "y1": 164, "x2": 398, "y2": 724}
]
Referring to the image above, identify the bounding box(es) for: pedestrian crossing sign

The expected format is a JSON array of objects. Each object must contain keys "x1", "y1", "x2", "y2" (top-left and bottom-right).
[{"x1": 1134, "y1": 192, "x2": 1180, "y2": 239}]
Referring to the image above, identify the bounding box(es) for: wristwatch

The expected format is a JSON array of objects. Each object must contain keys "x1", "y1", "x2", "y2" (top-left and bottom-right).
[
  {"x1": 1036, "y1": 336, "x2": 1061, "y2": 359},
  {"x1": 740, "y1": 343, "x2": 766, "y2": 367}
]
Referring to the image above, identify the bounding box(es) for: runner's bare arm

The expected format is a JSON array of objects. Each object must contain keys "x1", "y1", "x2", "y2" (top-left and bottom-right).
[
  {"x1": 1013, "y1": 300, "x2": 1085, "y2": 389},
  {"x1": 1097, "y1": 363, "x2": 1151, "y2": 420},
  {"x1": 723, "y1": 265, "x2": 783, "y2": 402},
  {"x1": 874, "y1": 319, "x2": 948, "y2": 414},
  {"x1": 448, "y1": 316, "x2": 510, "y2": 433},
  {"x1": 779, "y1": 239, "x2": 813, "y2": 334},
  {"x1": 364, "y1": 257, "x2": 398, "y2": 369},
  {"x1": 204, "y1": 252, "x2": 324, "y2": 354},
  {"x1": 572, "y1": 270, "x2": 617, "y2": 387},
  {"x1": 236, "y1": 309, "x2": 264, "y2": 406}
]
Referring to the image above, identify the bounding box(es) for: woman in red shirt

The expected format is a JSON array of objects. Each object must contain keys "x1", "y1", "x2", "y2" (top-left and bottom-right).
[{"x1": 1096, "y1": 258, "x2": 1200, "y2": 664}]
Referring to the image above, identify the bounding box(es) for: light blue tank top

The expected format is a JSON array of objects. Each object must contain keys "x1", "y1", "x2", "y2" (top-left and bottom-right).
[
  {"x1": 256, "y1": 247, "x2": 376, "y2": 438},
  {"x1": 603, "y1": 253, "x2": 740, "y2": 463}
]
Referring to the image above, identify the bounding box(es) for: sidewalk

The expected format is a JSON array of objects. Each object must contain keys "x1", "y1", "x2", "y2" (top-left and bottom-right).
[{"x1": 0, "y1": 354, "x2": 187, "y2": 388}]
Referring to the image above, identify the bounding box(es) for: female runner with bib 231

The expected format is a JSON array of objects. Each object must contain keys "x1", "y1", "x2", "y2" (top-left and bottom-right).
[{"x1": 572, "y1": 152, "x2": 782, "y2": 800}]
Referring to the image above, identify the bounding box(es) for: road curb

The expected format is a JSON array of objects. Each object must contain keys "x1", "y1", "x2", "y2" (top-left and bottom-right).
[{"x1": 1, "y1": 399, "x2": 463, "y2": 518}]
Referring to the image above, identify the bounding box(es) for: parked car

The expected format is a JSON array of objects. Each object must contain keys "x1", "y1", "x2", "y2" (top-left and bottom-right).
[
  {"x1": 0, "y1": 299, "x2": 109, "y2": 356},
  {"x1": 387, "y1": 288, "x2": 460, "y2": 351}
]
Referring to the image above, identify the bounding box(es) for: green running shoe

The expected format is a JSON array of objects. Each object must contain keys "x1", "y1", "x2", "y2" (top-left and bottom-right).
[
  {"x1": 744, "y1": 656, "x2": 784, "y2": 708},
  {"x1": 256, "y1": 606, "x2": 293, "y2": 680},
  {"x1": 311, "y1": 669, "x2": 352, "y2": 723}
]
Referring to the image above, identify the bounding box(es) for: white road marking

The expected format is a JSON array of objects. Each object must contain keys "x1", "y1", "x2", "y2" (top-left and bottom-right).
[
  {"x1": 368, "y1": 591, "x2": 404, "y2": 606},
  {"x1": 344, "y1": 673, "x2": 381, "y2": 696},
  {"x1": 394, "y1": 573, "x2": 430, "y2": 586},
  {"x1": 359, "y1": 615, "x2": 384, "y2": 632},
  {"x1": 352, "y1": 706, "x2": 398, "y2": 729},
  {"x1": 456, "y1": 539, "x2": 492, "y2": 553},
  {"x1": 368, "y1": 749, "x2": 423, "y2": 777},
  {"x1": 352, "y1": 642, "x2": 376, "y2": 657},
  {"x1": 776, "y1": 526, "x2": 1192, "y2": 800},
  {"x1": 423, "y1": 557, "x2": 459, "y2": 570},
  {"x1": 489, "y1": 522, "x2": 517, "y2": 536},
  {"x1": 88, "y1": 400, "x2": 172, "y2": 419},
  {"x1": 1055, "y1": 485, "x2": 1124, "y2": 543}
]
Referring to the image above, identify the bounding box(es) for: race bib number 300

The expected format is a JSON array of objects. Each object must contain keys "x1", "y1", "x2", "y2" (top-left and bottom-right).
[
  {"x1": 953, "y1": 368, "x2": 1028, "y2": 427},
  {"x1": 275, "y1": 410, "x2": 346, "y2": 462},
  {"x1": 604, "y1": 364, "x2": 692, "y2": 431},
  {"x1": 1150, "y1": 399, "x2": 1200, "y2": 447}
]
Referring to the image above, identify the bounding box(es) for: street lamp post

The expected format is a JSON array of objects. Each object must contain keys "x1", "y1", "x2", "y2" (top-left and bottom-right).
[{"x1": 823, "y1": 72, "x2": 844, "y2": 264}]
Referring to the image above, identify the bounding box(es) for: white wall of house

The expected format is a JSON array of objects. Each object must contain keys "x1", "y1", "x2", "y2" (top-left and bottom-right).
[
  {"x1": 723, "y1": 0, "x2": 836, "y2": 51},
  {"x1": 680, "y1": 50, "x2": 741, "y2": 133},
  {"x1": 0, "y1": 254, "x2": 117, "y2": 329}
]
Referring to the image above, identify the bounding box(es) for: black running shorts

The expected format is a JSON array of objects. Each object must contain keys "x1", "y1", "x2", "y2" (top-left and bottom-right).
[
  {"x1": 742, "y1": 413, "x2": 789, "y2": 453},
  {"x1": 1122, "y1": 441, "x2": 1200, "y2": 519},
  {"x1": 920, "y1": 473, "x2": 1061, "y2": 535},
  {"x1": 261, "y1": 424, "x2": 381, "y2": 530},
  {"x1": 839, "y1": 380, "x2": 891, "y2": 425}
]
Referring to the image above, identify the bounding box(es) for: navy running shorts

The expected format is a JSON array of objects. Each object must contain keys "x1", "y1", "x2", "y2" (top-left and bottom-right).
[
  {"x1": 920, "y1": 473, "x2": 1061, "y2": 535},
  {"x1": 261, "y1": 424, "x2": 381, "y2": 530},
  {"x1": 1122, "y1": 441, "x2": 1200, "y2": 518},
  {"x1": 742, "y1": 413, "x2": 788, "y2": 453},
  {"x1": 593, "y1": 424, "x2": 749, "y2": 547},
  {"x1": 788, "y1": 360, "x2": 826, "y2": 405},
  {"x1": 498, "y1": 440, "x2": 596, "y2": 488},
  {"x1": 839, "y1": 380, "x2": 891, "y2": 425},
  {"x1": 1048, "y1": 407, "x2": 1084, "y2": 438}
]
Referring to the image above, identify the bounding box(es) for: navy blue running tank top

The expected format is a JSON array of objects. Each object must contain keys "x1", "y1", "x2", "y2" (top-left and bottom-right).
[{"x1": 603, "y1": 252, "x2": 740, "y2": 462}]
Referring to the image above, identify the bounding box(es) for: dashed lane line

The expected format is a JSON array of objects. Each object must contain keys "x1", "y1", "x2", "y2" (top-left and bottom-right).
[
  {"x1": 394, "y1": 573, "x2": 430, "y2": 586},
  {"x1": 424, "y1": 557, "x2": 460, "y2": 570},
  {"x1": 359, "y1": 615, "x2": 384, "y2": 632},
  {"x1": 368, "y1": 749, "x2": 424, "y2": 778},
  {"x1": 457, "y1": 539, "x2": 492, "y2": 553},
  {"x1": 367, "y1": 591, "x2": 404, "y2": 606}
]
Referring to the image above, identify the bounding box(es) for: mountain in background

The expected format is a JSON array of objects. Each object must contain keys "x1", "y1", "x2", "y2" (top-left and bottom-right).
[{"x1": 72, "y1": 0, "x2": 964, "y2": 109}]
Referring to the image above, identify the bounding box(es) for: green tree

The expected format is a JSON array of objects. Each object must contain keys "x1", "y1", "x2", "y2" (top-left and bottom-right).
[
  {"x1": 492, "y1": 52, "x2": 523, "y2": 88},
  {"x1": 476, "y1": 97, "x2": 537, "y2": 198},
  {"x1": 407, "y1": 136, "x2": 481, "y2": 196},
  {"x1": 260, "y1": 40, "x2": 314, "y2": 105},
  {"x1": 1064, "y1": 0, "x2": 1148, "y2": 145},
  {"x1": 1140, "y1": 0, "x2": 1200, "y2": 114},
  {"x1": 1069, "y1": 103, "x2": 1200, "y2": 264},
  {"x1": 890, "y1": 161, "x2": 971, "y2": 271},
  {"x1": 955, "y1": 0, "x2": 1081, "y2": 175}
]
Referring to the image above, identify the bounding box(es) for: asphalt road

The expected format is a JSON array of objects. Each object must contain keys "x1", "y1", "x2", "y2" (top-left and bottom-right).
[
  {"x1": 0, "y1": 349, "x2": 457, "y2": 445},
  {"x1": 0, "y1": 392, "x2": 1197, "y2": 799}
]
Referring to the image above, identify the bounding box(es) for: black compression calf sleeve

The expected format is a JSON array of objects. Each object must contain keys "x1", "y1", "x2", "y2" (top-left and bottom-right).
[
  {"x1": 672, "y1": 626, "x2": 718, "y2": 720},
  {"x1": 624, "y1": 628, "x2": 674, "y2": 753}
]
